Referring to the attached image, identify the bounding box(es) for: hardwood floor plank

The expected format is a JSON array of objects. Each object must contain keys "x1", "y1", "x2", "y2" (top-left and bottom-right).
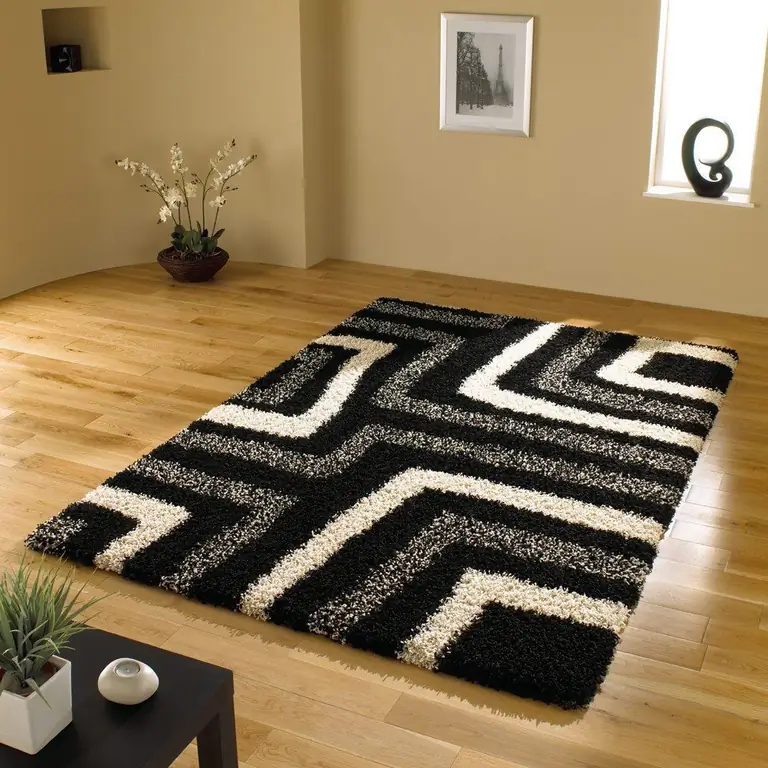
[
  {"x1": 384, "y1": 694, "x2": 681, "y2": 768},
  {"x1": 656, "y1": 538, "x2": 730, "y2": 570},
  {"x1": 671, "y1": 519, "x2": 762, "y2": 552},
  {"x1": 234, "y1": 677, "x2": 458, "y2": 768},
  {"x1": 610, "y1": 652, "x2": 768, "y2": 723},
  {"x1": 688, "y1": 468, "x2": 724, "y2": 489},
  {"x1": 87, "y1": 607, "x2": 183, "y2": 646},
  {"x1": 452, "y1": 752, "x2": 529, "y2": 768},
  {"x1": 15, "y1": 435, "x2": 145, "y2": 473},
  {"x1": 0, "y1": 463, "x2": 98, "y2": 501},
  {"x1": 627, "y1": 602, "x2": 709, "y2": 643},
  {"x1": 1, "y1": 412, "x2": 147, "y2": 451},
  {"x1": 0, "y1": 330, "x2": 157, "y2": 375},
  {"x1": 144, "y1": 365, "x2": 253, "y2": 394},
  {"x1": 0, "y1": 393, "x2": 102, "y2": 426},
  {"x1": 703, "y1": 621, "x2": 768, "y2": 656},
  {"x1": 648, "y1": 558, "x2": 768, "y2": 604},
  {"x1": 616, "y1": 626, "x2": 707, "y2": 669},
  {"x1": 593, "y1": 679, "x2": 768, "y2": 761},
  {"x1": 170, "y1": 716, "x2": 270, "y2": 767},
  {"x1": 686, "y1": 485, "x2": 768, "y2": 514},
  {"x1": 163, "y1": 626, "x2": 402, "y2": 720},
  {"x1": 702, "y1": 646, "x2": 768, "y2": 690},
  {"x1": 673, "y1": 502, "x2": 768, "y2": 539},
  {"x1": 245, "y1": 729, "x2": 392, "y2": 768},
  {"x1": 171, "y1": 742, "x2": 260, "y2": 768}
]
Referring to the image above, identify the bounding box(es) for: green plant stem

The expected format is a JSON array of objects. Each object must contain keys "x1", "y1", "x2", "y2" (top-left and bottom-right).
[
  {"x1": 146, "y1": 177, "x2": 179, "y2": 226},
  {"x1": 200, "y1": 166, "x2": 217, "y2": 232},
  {"x1": 211, "y1": 185, "x2": 229, "y2": 235},
  {"x1": 179, "y1": 173, "x2": 194, "y2": 230},
  {"x1": 209, "y1": 162, "x2": 251, "y2": 235}
]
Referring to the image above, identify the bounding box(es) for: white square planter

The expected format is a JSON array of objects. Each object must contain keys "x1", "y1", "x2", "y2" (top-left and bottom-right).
[{"x1": 0, "y1": 656, "x2": 72, "y2": 755}]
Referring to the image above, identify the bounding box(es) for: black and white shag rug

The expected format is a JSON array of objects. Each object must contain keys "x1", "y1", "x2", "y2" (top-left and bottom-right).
[{"x1": 27, "y1": 298, "x2": 737, "y2": 708}]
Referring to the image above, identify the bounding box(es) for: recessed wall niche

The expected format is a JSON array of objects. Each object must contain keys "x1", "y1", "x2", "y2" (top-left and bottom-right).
[{"x1": 42, "y1": 7, "x2": 110, "y2": 74}]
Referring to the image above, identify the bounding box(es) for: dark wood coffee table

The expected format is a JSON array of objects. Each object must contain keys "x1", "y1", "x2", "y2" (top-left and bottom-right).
[{"x1": 0, "y1": 628, "x2": 238, "y2": 767}]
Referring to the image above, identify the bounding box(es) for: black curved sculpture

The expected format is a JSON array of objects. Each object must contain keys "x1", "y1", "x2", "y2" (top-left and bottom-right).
[{"x1": 682, "y1": 119, "x2": 735, "y2": 198}]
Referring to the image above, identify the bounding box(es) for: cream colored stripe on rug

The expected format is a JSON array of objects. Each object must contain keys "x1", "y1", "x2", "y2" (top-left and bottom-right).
[
  {"x1": 202, "y1": 335, "x2": 396, "y2": 438},
  {"x1": 459, "y1": 324, "x2": 706, "y2": 450},
  {"x1": 239, "y1": 468, "x2": 663, "y2": 621},
  {"x1": 399, "y1": 568, "x2": 630, "y2": 670},
  {"x1": 87, "y1": 486, "x2": 189, "y2": 574}
]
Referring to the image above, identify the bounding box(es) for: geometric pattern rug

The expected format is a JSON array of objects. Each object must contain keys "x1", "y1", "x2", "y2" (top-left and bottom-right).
[{"x1": 26, "y1": 298, "x2": 738, "y2": 709}]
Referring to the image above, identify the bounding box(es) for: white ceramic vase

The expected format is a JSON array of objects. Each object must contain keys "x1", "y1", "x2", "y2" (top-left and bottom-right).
[
  {"x1": 0, "y1": 656, "x2": 72, "y2": 755},
  {"x1": 98, "y1": 658, "x2": 159, "y2": 705}
]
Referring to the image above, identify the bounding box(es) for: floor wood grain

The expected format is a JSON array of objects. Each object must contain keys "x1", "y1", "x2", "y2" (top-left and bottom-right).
[{"x1": 0, "y1": 260, "x2": 765, "y2": 768}]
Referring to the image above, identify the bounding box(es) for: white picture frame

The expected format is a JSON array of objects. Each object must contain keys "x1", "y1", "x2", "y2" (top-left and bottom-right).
[{"x1": 440, "y1": 13, "x2": 535, "y2": 137}]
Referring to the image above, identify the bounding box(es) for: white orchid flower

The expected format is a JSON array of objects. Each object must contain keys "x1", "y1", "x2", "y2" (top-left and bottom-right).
[
  {"x1": 165, "y1": 187, "x2": 184, "y2": 207},
  {"x1": 116, "y1": 138, "x2": 254, "y2": 231},
  {"x1": 149, "y1": 170, "x2": 166, "y2": 188},
  {"x1": 170, "y1": 143, "x2": 189, "y2": 175},
  {"x1": 213, "y1": 139, "x2": 237, "y2": 164},
  {"x1": 116, "y1": 158, "x2": 139, "y2": 176}
]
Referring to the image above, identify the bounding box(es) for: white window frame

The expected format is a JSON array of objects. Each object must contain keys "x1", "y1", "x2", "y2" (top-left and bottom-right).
[
  {"x1": 648, "y1": 0, "x2": 672, "y2": 193},
  {"x1": 647, "y1": 0, "x2": 767, "y2": 202}
]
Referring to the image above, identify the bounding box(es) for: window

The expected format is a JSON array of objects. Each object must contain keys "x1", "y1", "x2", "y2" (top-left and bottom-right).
[{"x1": 649, "y1": 0, "x2": 768, "y2": 199}]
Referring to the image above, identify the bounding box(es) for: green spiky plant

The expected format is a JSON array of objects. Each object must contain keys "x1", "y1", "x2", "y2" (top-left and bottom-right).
[{"x1": 0, "y1": 559, "x2": 103, "y2": 703}]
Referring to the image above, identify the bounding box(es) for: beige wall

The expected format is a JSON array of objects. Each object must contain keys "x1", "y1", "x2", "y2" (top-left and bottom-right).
[
  {"x1": 337, "y1": 0, "x2": 768, "y2": 317},
  {"x1": 299, "y1": 0, "x2": 343, "y2": 267},
  {"x1": 3, "y1": 0, "x2": 767, "y2": 316},
  {"x1": 0, "y1": 0, "x2": 310, "y2": 299}
]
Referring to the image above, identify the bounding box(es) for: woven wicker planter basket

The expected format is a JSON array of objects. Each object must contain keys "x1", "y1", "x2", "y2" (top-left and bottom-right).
[{"x1": 157, "y1": 248, "x2": 230, "y2": 283}]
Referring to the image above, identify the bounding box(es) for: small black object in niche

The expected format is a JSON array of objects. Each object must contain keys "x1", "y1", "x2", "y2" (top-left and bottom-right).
[
  {"x1": 681, "y1": 118, "x2": 735, "y2": 198},
  {"x1": 50, "y1": 45, "x2": 82, "y2": 74}
]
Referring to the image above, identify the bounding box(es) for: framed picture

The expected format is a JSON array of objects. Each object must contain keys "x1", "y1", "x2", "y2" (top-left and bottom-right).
[{"x1": 440, "y1": 13, "x2": 535, "y2": 136}]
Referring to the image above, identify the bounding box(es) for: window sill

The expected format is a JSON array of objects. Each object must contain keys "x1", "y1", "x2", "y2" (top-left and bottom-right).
[{"x1": 644, "y1": 186, "x2": 754, "y2": 208}]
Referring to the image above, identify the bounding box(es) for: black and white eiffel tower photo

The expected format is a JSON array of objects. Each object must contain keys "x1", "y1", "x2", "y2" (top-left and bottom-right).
[{"x1": 456, "y1": 32, "x2": 515, "y2": 117}]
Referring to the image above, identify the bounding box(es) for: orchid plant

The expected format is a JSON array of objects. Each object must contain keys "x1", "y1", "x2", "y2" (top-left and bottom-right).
[{"x1": 115, "y1": 140, "x2": 257, "y2": 260}]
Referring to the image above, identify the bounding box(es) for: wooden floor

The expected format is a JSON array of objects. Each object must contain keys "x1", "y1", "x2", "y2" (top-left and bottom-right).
[{"x1": 0, "y1": 259, "x2": 766, "y2": 768}]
